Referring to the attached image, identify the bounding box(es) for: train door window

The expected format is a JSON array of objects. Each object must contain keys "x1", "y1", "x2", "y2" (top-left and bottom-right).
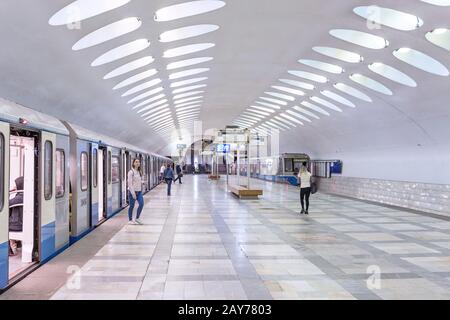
[
  {"x1": 80, "y1": 152, "x2": 88, "y2": 191},
  {"x1": 284, "y1": 158, "x2": 293, "y2": 173},
  {"x1": 112, "y1": 156, "x2": 120, "y2": 184},
  {"x1": 93, "y1": 148, "x2": 98, "y2": 188},
  {"x1": 44, "y1": 141, "x2": 53, "y2": 200},
  {"x1": 108, "y1": 151, "x2": 112, "y2": 184},
  {"x1": 55, "y1": 149, "x2": 65, "y2": 198},
  {"x1": 0, "y1": 134, "x2": 4, "y2": 211},
  {"x1": 122, "y1": 153, "x2": 126, "y2": 180}
]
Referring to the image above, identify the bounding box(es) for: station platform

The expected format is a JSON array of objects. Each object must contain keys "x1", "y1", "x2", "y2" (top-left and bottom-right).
[{"x1": 2, "y1": 175, "x2": 450, "y2": 300}]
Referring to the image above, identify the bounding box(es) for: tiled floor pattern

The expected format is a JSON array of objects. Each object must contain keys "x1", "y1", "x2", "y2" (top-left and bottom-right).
[{"x1": 2, "y1": 175, "x2": 450, "y2": 300}]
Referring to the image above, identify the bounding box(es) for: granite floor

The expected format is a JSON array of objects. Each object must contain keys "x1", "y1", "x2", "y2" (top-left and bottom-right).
[{"x1": 2, "y1": 175, "x2": 450, "y2": 300}]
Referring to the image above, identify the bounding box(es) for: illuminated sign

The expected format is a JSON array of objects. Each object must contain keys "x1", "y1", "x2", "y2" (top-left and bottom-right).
[
  {"x1": 177, "y1": 144, "x2": 187, "y2": 149},
  {"x1": 216, "y1": 144, "x2": 230, "y2": 153}
]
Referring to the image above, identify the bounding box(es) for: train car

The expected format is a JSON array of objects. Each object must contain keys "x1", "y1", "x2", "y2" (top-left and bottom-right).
[{"x1": 0, "y1": 98, "x2": 171, "y2": 291}]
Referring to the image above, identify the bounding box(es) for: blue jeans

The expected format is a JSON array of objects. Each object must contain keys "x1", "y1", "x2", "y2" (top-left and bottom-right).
[
  {"x1": 128, "y1": 191, "x2": 144, "y2": 221},
  {"x1": 166, "y1": 179, "x2": 172, "y2": 195}
]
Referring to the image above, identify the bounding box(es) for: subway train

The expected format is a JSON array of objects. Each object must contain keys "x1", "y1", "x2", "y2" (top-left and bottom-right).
[{"x1": 0, "y1": 98, "x2": 172, "y2": 291}]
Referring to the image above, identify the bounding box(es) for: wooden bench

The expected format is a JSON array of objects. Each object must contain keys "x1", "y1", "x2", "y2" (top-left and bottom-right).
[
  {"x1": 208, "y1": 175, "x2": 221, "y2": 180},
  {"x1": 229, "y1": 185, "x2": 263, "y2": 199}
]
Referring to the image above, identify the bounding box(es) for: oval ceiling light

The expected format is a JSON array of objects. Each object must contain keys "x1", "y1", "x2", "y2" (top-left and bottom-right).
[
  {"x1": 171, "y1": 77, "x2": 208, "y2": 88},
  {"x1": 426, "y1": 28, "x2": 450, "y2": 51},
  {"x1": 174, "y1": 96, "x2": 204, "y2": 105},
  {"x1": 137, "y1": 99, "x2": 168, "y2": 114},
  {"x1": 259, "y1": 97, "x2": 288, "y2": 106},
  {"x1": 249, "y1": 106, "x2": 276, "y2": 113},
  {"x1": 122, "y1": 78, "x2": 162, "y2": 97},
  {"x1": 154, "y1": 0, "x2": 226, "y2": 21},
  {"x1": 272, "y1": 86, "x2": 305, "y2": 96},
  {"x1": 291, "y1": 106, "x2": 320, "y2": 119},
  {"x1": 176, "y1": 105, "x2": 202, "y2": 112},
  {"x1": 104, "y1": 56, "x2": 154, "y2": 79},
  {"x1": 92, "y1": 39, "x2": 150, "y2": 67},
  {"x1": 113, "y1": 69, "x2": 158, "y2": 90},
  {"x1": 279, "y1": 79, "x2": 315, "y2": 90},
  {"x1": 164, "y1": 43, "x2": 215, "y2": 58},
  {"x1": 298, "y1": 59, "x2": 344, "y2": 74},
  {"x1": 280, "y1": 113, "x2": 307, "y2": 125},
  {"x1": 310, "y1": 96, "x2": 343, "y2": 112},
  {"x1": 49, "y1": 0, "x2": 131, "y2": 26},
  {"x1": 167, "y1": 57, "x2": 213, "y2": 70},
  {"x1": 175, "y1": 100, "x2": 203, "y2": 108},
  {"x1": 269, "y1": 119, "x2": 290, "y2": 130},
  {"x1": 349, "y1": 73, "x2": 393, "y2": 95},
  {"x1": 140, "y1": 104, "x2": 171, "y2": 117},
  {"x1": 255, "y1": 101, "x2": 281, "y2": 110},
  {"x1": 73, "y1": 17, "x2": 141, "y2": 51},
  {"x1": 285, "y1": 110, "x2": 309, "y2": 124},
  {"x1": 173, "y1": 91, "x2": 205, "y2": 100},
  {"x1": 321, "y1": 90, "x2": 356, "y2": 108},
  {"x1": 127, "y1": 86, "x2": 164, "y2": 104},
  {"x1": 312, "y1": 47, "x2": 363, "y2": 63},
  {"x1": 247, "y1": 109, "x2": 271, "y2": 117},
  {"x1": 169, "y1": 68, "x2": 210, "y2": 80},
  {"x1": 264, "y1": 92, "x2": 295, "y2": 101},
  {"x1": 393, "y1": 48, "x2": 449, "y2": 76},
  {"x1": 329, "y1": 29, "x2": 389, "y2": 49},
  {"x1": 275, "y1": 116, "x2": 297, "y2": 127},
  {"x1": 243, "y1": 112, "x2": 265, "y2": 119},
  {"x1": 173, "y1": 84, "x2": 207, "y2": 94},
  {"x1": 353, "y1": 6, "x2": 423, "y2": 31},
  {"x1": 143, "y1": 108, "x2": 171, "y2": 120},
  {"x1": 421, "y1": 0, "x2": 450, "y2": 5},
  {"x1": 333, "y1": 83, "x2": 372, "y2": 103},
  {"x1": 368, "y1": 62, "x2": 417, "y2": 87},
  {"x1": 288, "y1": 70, "x2": 328, "y2": 83},
  {"x1": 301, "y1": 101, "x2": 330, "y2": 116},
  {"x1": 160, "y1": 24, "x2": 219, "y2": 43},
  {"x1": 132, "y1": 94, "x2": 166, "y2": 110}
]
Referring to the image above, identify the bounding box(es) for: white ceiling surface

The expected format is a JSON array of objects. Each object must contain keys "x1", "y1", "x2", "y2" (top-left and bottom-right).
[{"x1": 0, "y1": 1, "x2": 449, "y2": 155}]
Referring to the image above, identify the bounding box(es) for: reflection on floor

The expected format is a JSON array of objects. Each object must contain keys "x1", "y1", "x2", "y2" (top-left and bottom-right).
[{"x1": 2, "y1": 175, "x2": 450, "y2": 300}]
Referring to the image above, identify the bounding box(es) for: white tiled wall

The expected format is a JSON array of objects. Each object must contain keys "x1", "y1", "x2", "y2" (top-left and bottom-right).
[{"x1": 316, "y1": 176, "x2": 450, "y2": 217}]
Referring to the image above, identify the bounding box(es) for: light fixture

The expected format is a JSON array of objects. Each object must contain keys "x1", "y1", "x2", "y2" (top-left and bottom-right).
[
  {"x1": 301, "y1": 101, "x2": 330, "y2": 116},
  {"x1": 312, "y1": 47, "x2": 363, "y2": 63},
  {"x1": 298, "y1": 59, "x2": 344, "y2": 74},
  {"x1": 272, "y1": 86, "x2": 305, "y2": 96},
  {"x1": 104, "y1": 56, "x2": 154, "y2": 80},
  {"x1": 349, "y1": 74, "x2": 393, "y2": 95},
  {"x1": 264, "y1": 92, "x2": 295, "y2": 101},
  {"x1": 353, "y1": 6, "x2": 423, "y2": 31},
  {"x1": 393, "y1": 48, "x2": 449, "y2": 76},
  {"x1": 329, "y1": 29, "x2": 389, "y2": 49},
  {"x1": 132, "y1": 94, "x2": 166, "y2": 110},
  {"x1": 174, "y1": 96, "x2": 204, "y2": 105},
  {"x1": 160, "y1": 24, "x2": 219, "y2": 42},
  {"x1": 426, "y1": 28, "x2": 450, "y2": 51},
  {"x1": 113, "y1": 69, "x2": 158, "y2": 90},
  {"x1": 154, "y1": 1, "x2": 226, "y2": 22},
  {"x1": 279, "y1": 79, "x2": 315, "y2": 90},
  {"x1": 259, "y1": 97, "x2": 288, "y2": 106},
  {"x1": 288, "y1": 70, "x2": 328, "y2": 83},
  {"x1": 333, "y1": 83, "x2": 372, "y2": 103},
  {"x1": 169, "y1": 68, "x2": 210, "y2": 80},
  {"x1": 167, "y1": 57, "x2": 213, "y2": 70},
  {"x1": 122, "y1": 78, "x2": 162, "y2": 97},
  {"x1": 368, "y1": 62, "x2": 417, "y2": 87},
  {"x1": 321, "y1": 90, "x2": 356, "y2": 108},
  {"x1": 173, "y1": 84, "x2": 207, "y2": 94},
  {"x1": 127, "y1": 86, "x2": 164, "y2": 104},
  {"x1": 92, "y1": 39, "x2": 150, "y2": 67},
  {"x1": 171, "y1": 77, "x2": 208, "y2": 88},
  {"x1": 163, "y1": 43, "x2": 215, "y2": 58},
  {"x1": 73, "y1": 17, "x2": 142, "y2": 51},
  {"x1": 291, "y1": 107, "x2": 320, "y2": 120},
  {"x1": 49, "y1": 0, "x2": 131, "y2": 26}
]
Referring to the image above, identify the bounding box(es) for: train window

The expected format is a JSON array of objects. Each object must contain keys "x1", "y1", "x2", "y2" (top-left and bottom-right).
[
  {"x1": 93, "y1": 148, "x2": 98, "y2": 188},
  {"x1": 108, "y1": 151, "x2": 112, "y2": 184},
  {"x1": 122, "y1": 153, "x2": 125, "y2": 180},
  {"x1": 80, "y1": 152, "x2": 88, "y2": 191},
  {"x1": 55, "y1": 149, "x2": 65, "y2": 198},
  {"x1": 44, "y1": 141, "x2": 53, "y2": 200},
  {"x1": 0, "y1": 134, "x2": 4, "y2": 211},
  {"x1": 112, "y1": 156, "x2": 120, "y2": 184}
]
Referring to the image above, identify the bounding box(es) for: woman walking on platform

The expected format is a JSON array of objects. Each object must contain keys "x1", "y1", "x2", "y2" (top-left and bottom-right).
[
  {"x1": 128, "y1": 159, "x2": 144, "y2": 225},
  {"x1": 298, "y1": 162, "x2": 312, "y2": 215},
  {"x1": 164, "y1": 164, "x2": 175, "y2": 196}
]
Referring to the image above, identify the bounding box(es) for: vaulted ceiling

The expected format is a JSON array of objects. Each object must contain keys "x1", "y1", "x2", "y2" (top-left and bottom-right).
[{"x1": 0, "y1": 0, "x2": 449, "y2": 155}]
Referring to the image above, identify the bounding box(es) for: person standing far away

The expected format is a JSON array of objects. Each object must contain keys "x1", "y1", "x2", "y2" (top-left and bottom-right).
[
  {"x1": 173, "y1": 163, "x2": 183, "y2": 184},
  {"x1": 127, "y1": 159, "x2": 144, "y2": 225},
  {"x1": 298, "y1": 162, "x2": 312, "y2": 215},
  {"x1": 164, "y1": 164, "x2": 175, "y2": 196},
  {"x1": 160, "y1": 162, "x2": 166, "y2": 183}
]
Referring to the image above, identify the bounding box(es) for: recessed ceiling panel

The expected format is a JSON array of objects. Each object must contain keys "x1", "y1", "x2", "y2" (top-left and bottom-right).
[
  {"x1": 298, "y1": 59, "x2": 344, "y2": 74},
  {"x1": 163, "y1": 43, "x2": 215, "y2": 58},
  {"x1": 113, "y1": 69, "x2": 158, "y2": 90},
  {"x1": 393, "y1": 48, "x2": 450, "y2": 76},
  {"x1": 92, "y1": 39, "x2": 150, "y2": 67},
  {"x1": 127, "y1": 86, "x2": 164, "y2": 104},
  {"x1": 368, "y1": 62, "x2": 417, "y2": 87},
  {"x1": 329, "y1": 29, "x2": 389, "y2": 49},
  {"x1": 333, "y1": 83, "x2": 372, "y2": 102},
  {"x1": 279, "y1": 79, "x2": 315, "y2": 90},
  {"x1": 104, "y1": 56, "x2": 154, "y2": 79},
  {"x1": 122, "y1": 78, "x2": 162, "y2": 97},
  {"x1": 426, "y1": 29, "x2": 450, "y2": 51},
  {"x1": 288, "y1": 70, "x2": 328, "y2": 83},
  {"x1": 49, "y1": 0, "x2": 131, "y2": 26},
  {"x1": 171, "y1": 77, "x2": 208, "y2": 88},
  {"x1": 349, "y1": 74, "x2": 393, "y2": 95},
  {"x1": 169, "y1": 68, "x2": 210, "y2": 80},
  {"x1": 160, "y1": 24, "x2": 219, "y2": 42},
  {"x1": 272, "y1": 86, "x2": 305, "y2": 96},
  {"x1": 167, "y1": 57, "x2": 213, "y2": 70},
  {"x1": 312, "y1": 47, "x2": 363, "y2": 63},
  {"x1": 154, "y1": 1, "x2": 226, "y2": 22},
  {"x1": 264, "y1": 92, "x2": 295, "y2": 101},
  {"x1": 301, "y1": 101, "x2": 330, "y2": 116},
  {"x1": 353, "y1": 6, "x2": 423, "y2": 31},
  {"x1": 321, "y1": 90, "x2": 356, "y2": 108},
  {"x1": 173, "y1": 84, "x2": 207, "y2": 94},
  {"x1": 311, "y1": 96, "x2": 343, "y2": 112}
]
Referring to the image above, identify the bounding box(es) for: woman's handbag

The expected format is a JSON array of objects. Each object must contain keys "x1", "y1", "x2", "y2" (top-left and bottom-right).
[{"x1": 311, "y1": 182, "x2": 318, "y2": 194}]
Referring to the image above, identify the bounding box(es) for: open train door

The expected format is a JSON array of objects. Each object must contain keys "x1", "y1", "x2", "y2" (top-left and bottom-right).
[
  {"x1": 0, "y1": 121, "x2": 9, "y2": 289},
  {"x1": 90, "y1": 143, "x2": 99, "y2": 226}
]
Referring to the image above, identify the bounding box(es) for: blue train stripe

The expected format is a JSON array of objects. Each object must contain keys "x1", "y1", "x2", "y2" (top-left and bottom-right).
[
  {"x1": 41, "y1": 221, "x2": 56, "y2": 262},
  {"x1": 0, "y1": 241, "x2": 8, "y2": 289}
]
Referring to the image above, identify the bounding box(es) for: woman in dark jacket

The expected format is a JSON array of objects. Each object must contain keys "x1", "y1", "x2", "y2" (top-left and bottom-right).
[
  {"x1": 164, "y1": 165, "x2": 175, "y2": 196},
  {"x1": 9, "y1": 176, "x2": 24, "y2": 256}
]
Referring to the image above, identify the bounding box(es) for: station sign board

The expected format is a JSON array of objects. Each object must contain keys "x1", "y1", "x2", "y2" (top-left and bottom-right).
[{"x1": 216, "y1": 144, "x2": 231, "y2": 153}]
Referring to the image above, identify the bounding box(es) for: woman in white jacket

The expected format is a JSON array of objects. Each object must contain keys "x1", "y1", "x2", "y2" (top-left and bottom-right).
[{"x1": 128, "y1": 159, "x2": 144, "y2": 225}]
